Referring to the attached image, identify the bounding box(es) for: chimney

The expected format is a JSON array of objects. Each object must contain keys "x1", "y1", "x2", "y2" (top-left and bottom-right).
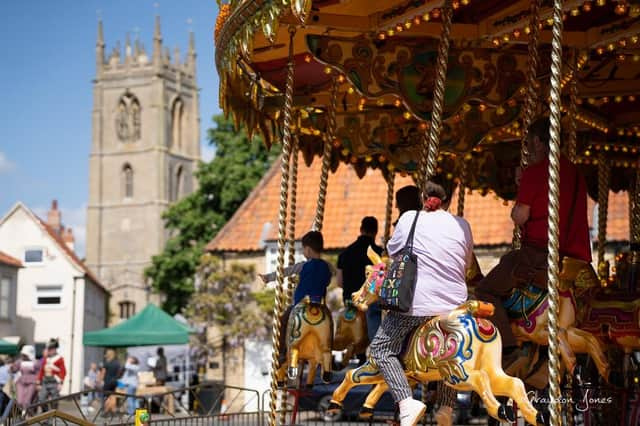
[
  {"x1": 62, "y1": 228, "x2": 75, "y2": 252},
  {"x1": 47, "y1": 200, "x2": 62, "y2": 235}
]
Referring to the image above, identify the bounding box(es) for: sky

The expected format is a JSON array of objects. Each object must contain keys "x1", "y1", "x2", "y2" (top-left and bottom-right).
[{"x1": 0, "y1": 1, "x2": 222, "y2": 256}]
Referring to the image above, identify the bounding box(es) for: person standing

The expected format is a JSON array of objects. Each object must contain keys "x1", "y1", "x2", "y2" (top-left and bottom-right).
[
  {"x1": 153, "y1": 347, "x2": 168, "y2": 386},
  {"x1": 12, "y1": 345, "x2": 38, "y2": 411},
  {"x1": 336, "y1": 217, "x2": 384, "y2": 348},
  {"x1": 101, "y1": 349, "x2": 121, "y2": 394},
  {"x1": 36, "y1": 339, "x2": 66, "y2": 406},
  {"x1": 120, "y1": 356, "x2": 140, "y2": 415}
]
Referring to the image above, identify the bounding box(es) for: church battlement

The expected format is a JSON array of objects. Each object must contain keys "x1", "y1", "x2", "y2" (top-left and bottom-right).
[{"x1": 96, "y1": 17, "x2": 196, "y2": 80}]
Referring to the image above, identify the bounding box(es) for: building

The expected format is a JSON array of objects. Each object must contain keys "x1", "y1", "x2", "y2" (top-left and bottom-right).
[
  {"x1": 206, "y1": 153, "x2": 631, "y2": 397},
  {"x1": 0, "y1": 201, "x2": 108, "y2": 394},
  {"x1": 85, "y1": 17, "x2": 200, "y2": 324},
  {"x1": 0, "y1": 251, "x2": 21, "y2": 339}
]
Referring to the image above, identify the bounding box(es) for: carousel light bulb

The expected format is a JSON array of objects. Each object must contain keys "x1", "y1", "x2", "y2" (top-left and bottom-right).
[
  {"x1": 359, "y1": 98, "x2": 366, "y2": 105},
  {"x1": 404, "y1": 20, "x2": 412, "y2": 29},
  {"x1": 394, "y1": 99, "x2": 402, "y2": 107},
  {"x1": 422, "y1": 12, "x2": 430, "y2": 21},
  {"x1": 403, "y1": 111, "x2": 411, "y2": 119},
  {"x1": 546, "y1": 17, "x2": 554, "y2": 26},
  {"x1": 365, "y1": 155, "x2": 372, "y2": 162},
  {"x1": 596, "y1": 0, "x2": 606, "y2": 6},
  {"x1": 513, "y1": 29, "x2": 521, "y2": 38},
  {"x1": 376, "y1": 99, "x2": 384, "y2": 106},
  {"x1": 496, "y1": 106, "x2": 506, "y2": 115},
  {"x1": 618, "y1": 54, "x2": 626, "y2": 62},
  {"x1": 619, "y1": 38, "x2": 627, "y2": 47},
  {"x1": 629, "y1": 95, "x2": 636, "y2": 101},
  {"x1": 452, "y1": 1, "x2": 460, "y2": 9},
  {"x1": 596, "y1": 46, "x2": 605, "y2": 55},
  {"x1": 615, "y1": 95, "x2": 623, "y2": 102},
  {"x1": 583, "y1": 1, "x2": 593, "y2": 12},
  {"x1": 347, "y1": 87, "x2": 355, "y2": 94},
  {"x1": 462, "y1": 0, "x2": 470, "y2": 4},
  {"x1": 419, "y1": 122, "x2": 428, "y2": 130},
  {"x1": 634, "y1": 54, "x2": 640, "y2": 61},
  {"x1": 357, "y1": 104, "x2": 364, "y2": 111},
  {"x1": 337, "y1": 75, "x2": 345, "y2": 83},
  {"x1": 387, "y1": 29, "x2": 395, "y2": 36},
  {"x1": 304, "y1": 54, "x2": 312, "y2": 63},
  {"x1": 502, "y1": 34, "x2": 510, "y2": 42},
  {"x1": 602, "y1": 96, "x2": 609, "y2": 103},
  {"x1": 571, "y1": 8, "x2": 581, "y2": 16},
  {"x1": 618, "y1": 129, "x2": 625, "y2": 136},
  {"x1": 313, "y1": 129, "x2": 321, "y2": 136},
  {"x1": 413, "y1": 16, "x2": 422, "y2": 25},
  {"x1": 615, "y1": 2, "x2": 628, "y2": 15},
  {"x1": 632, "y1": 35, "x2": 640, "y2": 44},
  {"x1": 631, "y1": 4, "x2": 640, "y2": 17},
  {"x1": 324, "y1": 66, "x2": 332, "y2": 74},
  {"x1": 524, "y1": 26, "x2": 531, "y2": 34},
  {"x1": 607, "y1": 43, "x2": 615, "y2": 51},
  {"x1": 462, "y1": 103, "x2": 472, "y2": 112},
  {"x1": 378, "y1": 32, "x2": 386, "y2": 40},
  {"x1": 431, "y1": 8, "x2": 441, "y2": 19},
  {"x1": 478, "y1": 103, "x2": 487, "y2": 112},
  {"x1": 492, "y1": 38, "x2": 501, "y2": 46},
  {"x1": 396, "y1": 25, "x2": 404, "y2": 32}
]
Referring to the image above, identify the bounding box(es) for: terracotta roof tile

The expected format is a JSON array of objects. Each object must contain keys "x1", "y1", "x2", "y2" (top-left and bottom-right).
[
  {"x1": 0, "y1": 250, "x2": 22, "y2": 268},
  {"x1": 207, "y1": 155, "x2": 631, "y2": 252}
]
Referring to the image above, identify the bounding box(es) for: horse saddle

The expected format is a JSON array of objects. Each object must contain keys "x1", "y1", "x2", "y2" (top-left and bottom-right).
[{"x1": 503, "y1": 284, "x2": 547, "y2": 320}]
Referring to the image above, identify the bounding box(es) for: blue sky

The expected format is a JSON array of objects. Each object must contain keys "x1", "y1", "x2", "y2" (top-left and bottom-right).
[{"x1": 0, "y1": 1, "x2": 221, "y2": 256}]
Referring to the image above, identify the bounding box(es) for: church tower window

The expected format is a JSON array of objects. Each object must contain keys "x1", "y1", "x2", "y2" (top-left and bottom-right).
[
  {"x1": 123, "y1": 164, "x2": 134, "y2": 199},
  {"x1": 115, "y1": 93, "x2": 141, "y2": 143},
  {"x1": 171, "y1": 98, "x2": 183, "y2": 149},
  {"x1": 171, "y1": 165, "x2": 184, "y2": 202}
]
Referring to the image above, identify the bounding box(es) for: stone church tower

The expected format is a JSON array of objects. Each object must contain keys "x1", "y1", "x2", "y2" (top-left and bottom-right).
[{"x1": 86, "y1": 17, "x2": 200, "y2": 324}]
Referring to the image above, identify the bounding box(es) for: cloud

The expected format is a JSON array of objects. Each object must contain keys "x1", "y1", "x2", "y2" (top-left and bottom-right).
[
  {"x1": 33, "y1": 203, "x2": 87, "y2": 259},
  {"x1": 0, "y1": 152, "x2": 15, "y2": 173}
]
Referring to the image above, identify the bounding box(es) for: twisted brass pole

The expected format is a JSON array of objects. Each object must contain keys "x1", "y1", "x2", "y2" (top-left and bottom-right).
[
  {"x1": 597, "y1": 153, "x2": 610, "y2": 279},
  {"x1": 633, "y1": 171, "x2": 640, "y2": 244},
  {"x1": 514, "y1": 0, "x2": 541, "y2": 249},
  {"x1": 457, "y1": 159, "x2": 468, "y2": 217},
  {"x1": 422, "y1": 0, "x2": 453, "y2": 191},
  {"x1": 269, "y1": 27, "x2": 296, "y2": 426},
  {"x1": 384, "y1": 172, "x2": 395, "y2": 246},
  {"x1": 546, "y1": 1, "x2": 564, "y2": 423},
  {"x1": 313, "y1": 77, "x2": 338, "y2": 232},
  {"x1": 286, "y1": 135, "x2": 300, "y2": 305}
]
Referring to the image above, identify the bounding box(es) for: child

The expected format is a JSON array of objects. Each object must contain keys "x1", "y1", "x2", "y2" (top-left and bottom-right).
[{"x1": 260, "y1": 231, "x2": 332, "y2": 363}]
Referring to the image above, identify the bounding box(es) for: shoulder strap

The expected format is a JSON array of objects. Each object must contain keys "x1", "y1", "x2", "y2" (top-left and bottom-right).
[{"x1": 405, "y1": 210, "x2": 421, "y2": 254}]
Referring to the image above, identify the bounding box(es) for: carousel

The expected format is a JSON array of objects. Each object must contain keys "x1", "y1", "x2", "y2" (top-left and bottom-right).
[{"x1": 213, "y1": 0, "x2": 640, "y2": 425}]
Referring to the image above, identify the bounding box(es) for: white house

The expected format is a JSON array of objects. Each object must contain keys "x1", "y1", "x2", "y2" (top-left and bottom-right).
[{"x1": 0, "y1": 201, "x2": 108, "y2": 394}]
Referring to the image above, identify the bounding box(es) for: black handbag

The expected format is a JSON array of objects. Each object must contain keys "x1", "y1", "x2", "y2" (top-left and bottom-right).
[{"x1": 379, "y1": 211, "x2": 420, "y2": 313}]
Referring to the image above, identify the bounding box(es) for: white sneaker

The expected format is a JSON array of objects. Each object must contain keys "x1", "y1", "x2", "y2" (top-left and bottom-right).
[{"x1": 399, "y1": 398, "x2": 426, "y2": 426}]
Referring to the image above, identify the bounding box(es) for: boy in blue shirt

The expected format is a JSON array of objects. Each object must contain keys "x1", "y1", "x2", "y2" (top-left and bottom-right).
[{"x1": 260, "y1": 231, "x2": 332, "y2": 363}]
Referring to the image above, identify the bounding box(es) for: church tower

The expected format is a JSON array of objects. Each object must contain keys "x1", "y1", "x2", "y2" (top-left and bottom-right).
[{"x1": 86, "y1": 17, "x2": 200, "y2": 323}]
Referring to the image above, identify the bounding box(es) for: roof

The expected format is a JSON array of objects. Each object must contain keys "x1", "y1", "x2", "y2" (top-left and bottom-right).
[
  {"x1": 0, "y1": 203, "x2": 107, "y2": 293},
  {"x1": 83, "y1": 304, "x2": 191, "y2": 347},
  {"x1": 0, "y1": 251, "x2": 22, "y2": 268},
  {"x1": 207, "y1": 155, "x2": 631, "y2": 253}
]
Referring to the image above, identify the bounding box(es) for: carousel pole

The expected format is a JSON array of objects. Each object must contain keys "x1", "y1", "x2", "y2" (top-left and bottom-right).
[
  {"x1": 421, "y1": 0, "x2": 453, "y2": 188},
  {"x1": 287, "y1": 134, "x2": 300, "y2": 296},
  {"x1": 597, "y1": 153, "x2": 610, "y2": 283},
  {"x1": 547, "y1": 0, "x2": 565, "y2": 423},
  {"x1": 312, "y1": 77, "x2": 338, "y2": 232},
  {"x1": 457, "y1": 159, "x2": 468, "y2": 217},
  {"x1": 268, "y1": 26, "x2": 296, "y2": 426},
  {"x1": 514, "y1": 0, "x2": 541, "y2": 249},
  {"x1": 384, "y1": 172, "x2": 395, "y2": 246}
]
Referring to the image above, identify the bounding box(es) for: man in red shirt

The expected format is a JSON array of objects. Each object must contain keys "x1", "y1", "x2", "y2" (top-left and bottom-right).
[{"x1": 474, "y1": 117, "x2": 591, "y2": 363}]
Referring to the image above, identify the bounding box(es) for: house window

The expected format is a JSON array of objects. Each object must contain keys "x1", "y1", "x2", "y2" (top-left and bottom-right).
[
  {"x1": 24, "y1": 249, "x2": 43, "y2": 263},
  {"x1": 123, "y1": 164, "x2": 134, "y2": 199},
  {"x1": 119, "y1": 301, "x2": 136, "y2": 319},
  {"x1": 0, "y1": 278, "x2": 10, "y2": 319},
  {"x1": 35, "y1": 285, "x2": 63, "y2": 306}
]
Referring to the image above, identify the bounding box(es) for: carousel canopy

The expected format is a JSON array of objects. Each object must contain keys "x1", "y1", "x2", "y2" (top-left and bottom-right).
[{"x1": 215, "y1": 0, "x2": 640, "y2": 199}]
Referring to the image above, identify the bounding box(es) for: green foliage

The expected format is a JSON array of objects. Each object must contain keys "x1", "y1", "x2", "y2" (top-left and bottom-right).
[
  {"x1": 145, "y1": 115, "x2": 278, "y2": 314},
  {"x1": 185, "y1": 253, "x2": 272, "y2": 342}
]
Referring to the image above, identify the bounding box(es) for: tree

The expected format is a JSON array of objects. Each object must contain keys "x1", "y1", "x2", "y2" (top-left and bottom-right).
[
  {"x1": 145, "y1": 115, "x2": 279, "y2": 314},
  {"x1": 184, "y1": 253, "x2": 274, "y2": 343}
]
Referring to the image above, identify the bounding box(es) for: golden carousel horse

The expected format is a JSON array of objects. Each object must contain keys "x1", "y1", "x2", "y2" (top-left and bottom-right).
[
  {"x1": 276, "y1": 296, "x2": 333, "y2": 388},
  {"x1": 328, "y1": 248, "x2": 544, "y2": 426},
  {"x1": 333, "y1": 301, "x2": 369, "y2": 367},
  {"x1": 496, "y1": 257, "x2": 610, "y2": 381}
]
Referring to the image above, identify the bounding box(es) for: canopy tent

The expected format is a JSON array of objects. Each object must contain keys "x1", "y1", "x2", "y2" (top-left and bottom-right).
[
  {"x1": 0, "y1": 337, "x2": 19, "y2": 355},
  {"x1": 83, "y1": 304, "x2": 191, "y2": 347}
]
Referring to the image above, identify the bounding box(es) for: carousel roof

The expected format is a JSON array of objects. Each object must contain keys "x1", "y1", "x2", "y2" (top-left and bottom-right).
[{"x1": 215, "y1": 0, "x2": 640, "y2": 198}]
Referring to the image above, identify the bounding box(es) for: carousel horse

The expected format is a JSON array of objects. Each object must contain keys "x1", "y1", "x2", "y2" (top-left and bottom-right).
[
  {"x1": 333, "y1": 301, "x2": 369, "y2": 367},
  {"x1": 498, "y1": 257, "x2": 610, "y2": 381},
  {"x1": 329, "y1": 248, "x2": 543, "y2": 426},
  {"x1": 276, "y1": 296, "x2": 333, "y2": 388}
]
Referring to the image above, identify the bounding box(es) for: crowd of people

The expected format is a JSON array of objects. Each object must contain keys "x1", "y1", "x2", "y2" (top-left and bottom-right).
[{"x1": 264, "y1": 116, "x2": 591, "y2": 426}]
